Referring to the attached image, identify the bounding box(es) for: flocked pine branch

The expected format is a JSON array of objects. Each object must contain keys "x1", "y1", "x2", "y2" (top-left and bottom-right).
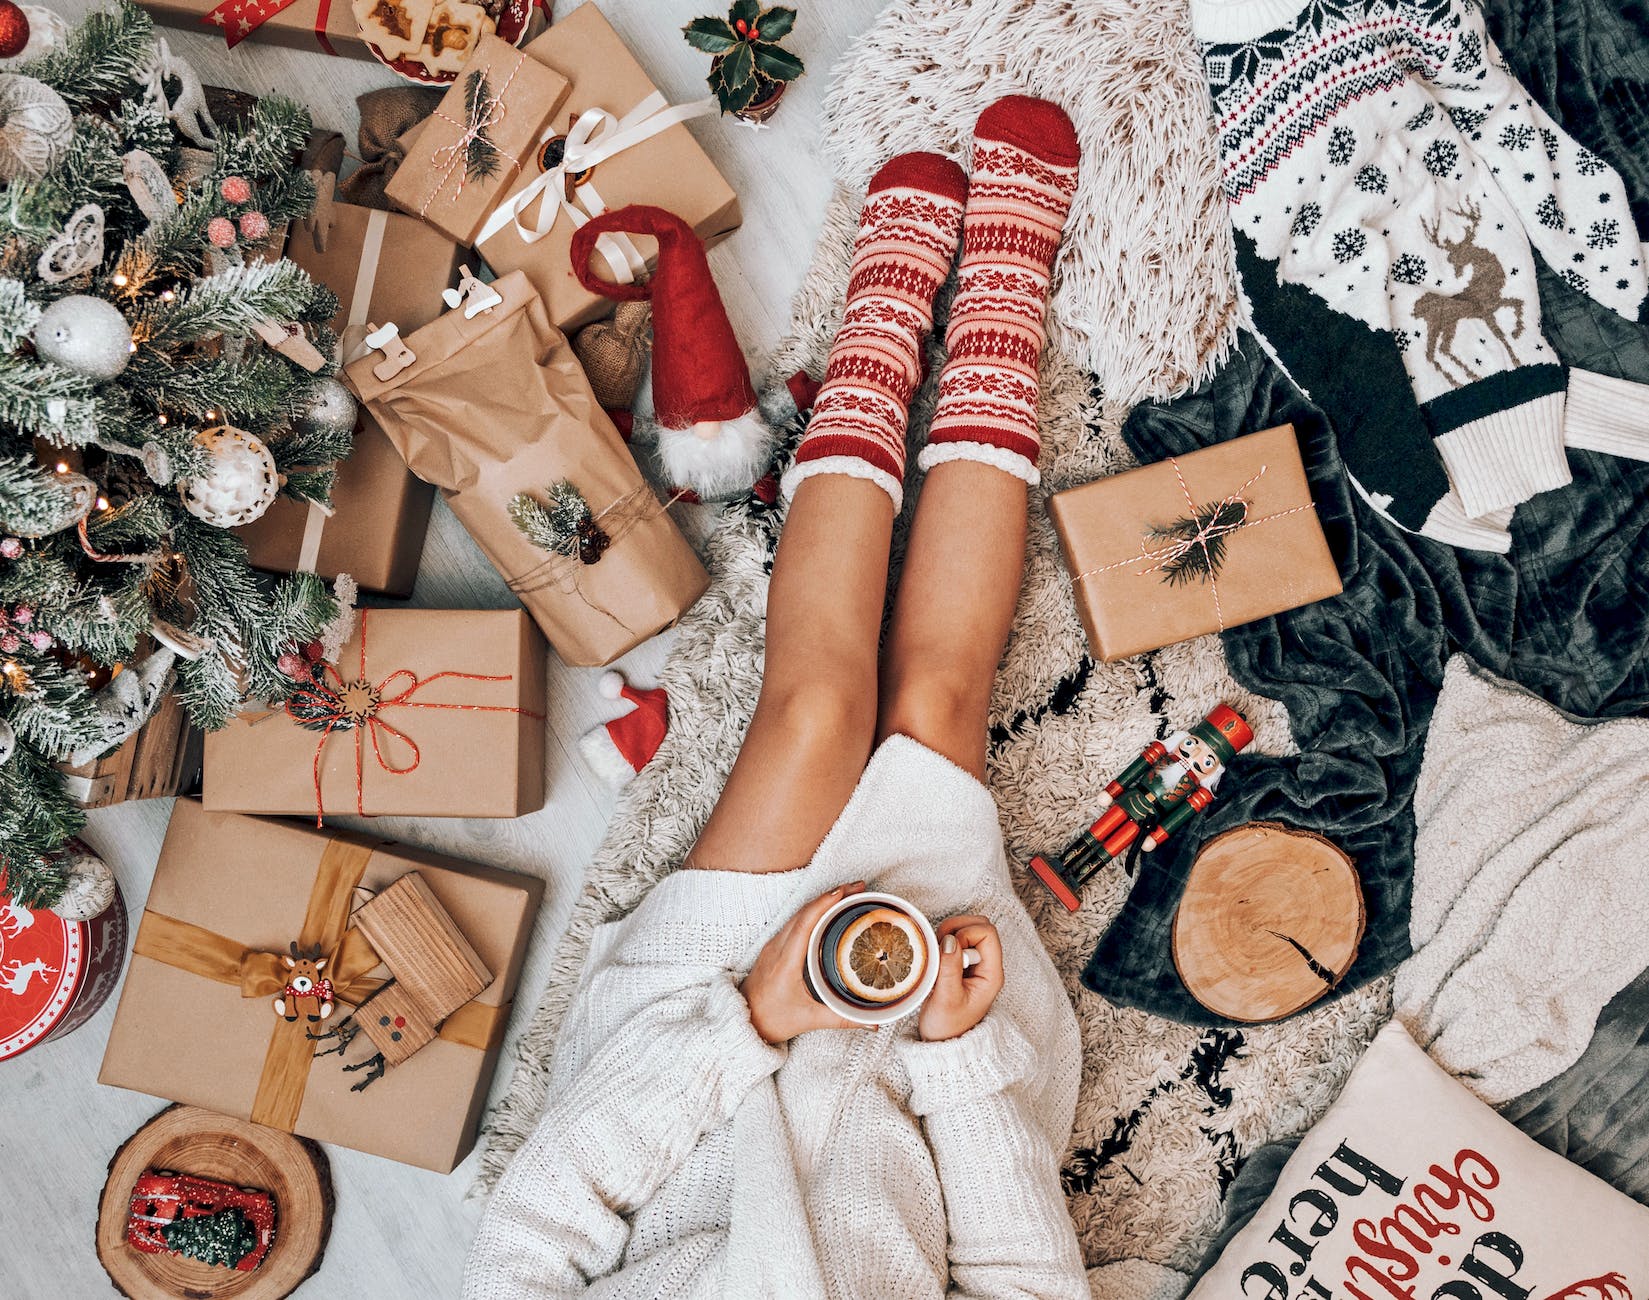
[
  {"x1": 17, "y1": 1, "x2": 155, "y2": 112},
  {"x1": 129, "y1": 259, "x2": 318, "y2": 350}
]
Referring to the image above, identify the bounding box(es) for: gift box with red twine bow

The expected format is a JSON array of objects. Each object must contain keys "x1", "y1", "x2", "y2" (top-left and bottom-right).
[
  {"x1": 202, "y1": 608, "x2": 547, "y2": 820},
  {"x1": 1047, "y1": 425, "x2": 1343, "y2": 663}
]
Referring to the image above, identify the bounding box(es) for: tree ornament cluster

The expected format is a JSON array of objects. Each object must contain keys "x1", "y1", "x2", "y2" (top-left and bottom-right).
[{"x1": 0, "y1": 3, "x2": 355, "y2": 909}]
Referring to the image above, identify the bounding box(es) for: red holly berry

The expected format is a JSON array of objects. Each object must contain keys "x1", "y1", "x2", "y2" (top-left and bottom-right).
[
  {"x1": 750, "y1": 25, "x2": 760, "y2": 38},
  {"x1": 0, "y1": 1, "x2": 31, "y2": 60},
  {"x1": 734, "y1": 17, "x2": 747, "y2": 34}
]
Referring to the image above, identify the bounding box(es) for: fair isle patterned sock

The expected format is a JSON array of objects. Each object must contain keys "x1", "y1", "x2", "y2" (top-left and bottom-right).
[
  {"x1": 781, "y1": 151, "x2": 968, "y2": 510},
  {"x1": 919, "y1": 96, "x2": 1080, "y2": 485}
]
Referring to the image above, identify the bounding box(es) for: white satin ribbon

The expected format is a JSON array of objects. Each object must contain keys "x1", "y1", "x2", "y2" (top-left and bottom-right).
[{"x1": 474, "y1": 92, "x2": 717, "y2": 286}]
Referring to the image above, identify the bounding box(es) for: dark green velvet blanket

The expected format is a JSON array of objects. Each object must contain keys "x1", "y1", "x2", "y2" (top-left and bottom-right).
[{"x1": 1084, "y1": 0, "x2": 1649, "y2": 1026}]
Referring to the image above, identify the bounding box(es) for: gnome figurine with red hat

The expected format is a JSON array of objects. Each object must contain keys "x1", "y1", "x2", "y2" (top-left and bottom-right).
[
  {"x1": 571, "y1": 206, "x2": 772, "y2": 501},
  {"x1": 1028, "y1": 705, "x2": 1254, "y2": 911},
  {"x1": 580, "y1": 671, "x2": 669, "y2": 789}
]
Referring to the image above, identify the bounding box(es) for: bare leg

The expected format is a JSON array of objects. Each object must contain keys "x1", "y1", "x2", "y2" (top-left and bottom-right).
[
  {"x1": 688, "y1": 477, "x2": 894, "y2": 872},
  {"x1": 877, "y1": 461, "x2": 1027, "y2": 779}
]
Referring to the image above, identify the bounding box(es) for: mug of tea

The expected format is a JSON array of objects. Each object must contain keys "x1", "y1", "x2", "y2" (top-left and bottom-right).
[{"x1": 804, "y1": 890, "x2": 980, "y2": 1026}]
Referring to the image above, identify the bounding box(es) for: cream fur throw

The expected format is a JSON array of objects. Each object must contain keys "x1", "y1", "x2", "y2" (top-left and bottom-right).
[
  {"x1": 1395, "y1": 656, "x2": 1649, "y2": 1105},
  {"x1": 478, "y1": 0, "x2": 1393, "y2": 1277}
]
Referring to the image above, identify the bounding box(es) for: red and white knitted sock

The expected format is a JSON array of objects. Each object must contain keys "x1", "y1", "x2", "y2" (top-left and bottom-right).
[
  {"x1": 918, "y1": 96, "x2": 1080, "y2": 485},
  {"x1": 781, "y1": 151, "x2": 968, "y2": 510}
]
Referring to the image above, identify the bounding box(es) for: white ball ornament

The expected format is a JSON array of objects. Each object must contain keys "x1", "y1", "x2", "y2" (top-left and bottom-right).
[
  {"x1": 51, "y1": 843, "x2": 117, "y2": 922},
  {"x1": 296, "y1": 377, "x2": 358, "y2": 438},
  {"x1": 33, "y1": 295, "x2": 132, "y2": 380},
  {"x1": 0, "y1": 72, "x2": 70, "y2": 181},
  {"x1": 178, "y1": 425, "x2": 280, "y2": 526}
]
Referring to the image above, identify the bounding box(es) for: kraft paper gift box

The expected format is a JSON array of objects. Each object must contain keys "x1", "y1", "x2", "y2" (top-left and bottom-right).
[
  {"x1": 343, "y1": 271, "x2": 709, "y2": 666},
  {"x1": 1048, "y1": 424, "x2": 1343, "y2": 662},
  {"x1": 385, "y1": 34, "x2": 571, "y2": 247},
  {"x1": 201, "y1": 607, "x2": 547, "y2": 819},
  {"x1": 236, "y1": 200, "x2": 466, "y2": 596},
  {"x1": 99, "y1": 800, "x2": 544, "y2": 1173},
  {"x1": 469, "y1": 2, "x2": 742, "y2": 333},
  {"x1": 139, "y1": 0, "x2": 380, "y2": 62}
]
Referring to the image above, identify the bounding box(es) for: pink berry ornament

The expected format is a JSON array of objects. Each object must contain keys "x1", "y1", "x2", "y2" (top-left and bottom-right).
[
  {"x1": 302, "y1": 640, "x2": 325, "y2": 662},
  {"x1": 27, "y1": 630, "x2": 51, "y2": 651},
  {"x1": 0, "y1": 537, "x2": 20, "y2": 559},
  {"x1": 0, "y1": 632, "x2": 19, "y2": 653},
  {"x1": 219, "y1": 175, "x2": 252, "y2": 204},
  {"x1": 11, "y1": 604, "x2": 30, "y2": 625},
  {"x1": 206, "y1": 216, "x2": 236, "y2": 248},
  {"x1": 276, "y1": 651, "x2": 307, "y2": 678},
  {"x1": 238, "y1": 211, "x2": 270, "y2": 241}
]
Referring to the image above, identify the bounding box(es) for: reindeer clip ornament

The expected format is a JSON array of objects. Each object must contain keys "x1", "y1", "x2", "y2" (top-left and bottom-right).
[{"x1": 274, "y1": 943, "x2": 335, "y2": 1024}]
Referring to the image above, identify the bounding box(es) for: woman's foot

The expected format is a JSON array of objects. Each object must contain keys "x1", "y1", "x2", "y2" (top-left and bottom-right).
[
  {"x1": 918, "y1": 96, "x2": 1080, "y2": 485},
  {"x1": 781, "y1": 151, "x2": 968, "y2": 510}
]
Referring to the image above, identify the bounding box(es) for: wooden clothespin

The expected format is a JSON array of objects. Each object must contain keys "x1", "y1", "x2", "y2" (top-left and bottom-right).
[
  {"x1": 252, "y1": 319, "x2": 327, "y2": 373},
  {"x1": 363, "y1": 322, "x2": 416, "y2": 381},
  {"x1": 442, "y1": 265, "x2": 503, "y2": 320}
]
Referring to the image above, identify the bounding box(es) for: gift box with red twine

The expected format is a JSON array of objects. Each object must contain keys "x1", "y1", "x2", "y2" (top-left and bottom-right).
[
  {"x1": 1047, "y1": 424, "x2": 1343, "y2": 663},
  {"x1": 201, "y1": 608, "x2": 547, "y2": 820}
]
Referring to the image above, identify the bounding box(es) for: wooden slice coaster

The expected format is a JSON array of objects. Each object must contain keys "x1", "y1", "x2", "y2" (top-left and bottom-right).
[
  {"x1": 97, "y1": 1105, "x2": 333, "y2": 1300},
  {"x1": 1172, "y1": 822, "x2": 1364, "y2": 1023}
]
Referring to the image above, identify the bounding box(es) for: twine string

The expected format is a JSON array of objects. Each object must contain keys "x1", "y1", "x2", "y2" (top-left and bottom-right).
[
  {"x1": 420, "y1": 53, "x2": 528, "y2": 216},
  {"x1": 1071, "y1": 459, "x2": 1316, "y2": 632},
  {"x1": 284, "y1": 609, "x2": 544, "y2": 824},
  {"x1": 506, "y1": 486, "x2": 689, "y2": 634}
]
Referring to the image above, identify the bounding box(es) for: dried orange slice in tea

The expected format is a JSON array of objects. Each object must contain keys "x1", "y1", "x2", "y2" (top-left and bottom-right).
[{"x1": 836, "y1": 907, "x2": 926, "y2": 1004}]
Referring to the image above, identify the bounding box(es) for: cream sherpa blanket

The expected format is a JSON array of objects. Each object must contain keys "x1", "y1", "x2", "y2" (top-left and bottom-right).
[{"x1": 1396, "y1": 656, "x2": 1649, "y2": 1105}]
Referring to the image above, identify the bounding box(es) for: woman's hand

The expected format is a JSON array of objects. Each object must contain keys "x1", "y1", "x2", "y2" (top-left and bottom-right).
[
  {"x1": 918, "y1": 915, "x2": 1005, "y2": 1042},
  {"x1": 741, "y1": 882, "x2": 866, "y2": 1045}
]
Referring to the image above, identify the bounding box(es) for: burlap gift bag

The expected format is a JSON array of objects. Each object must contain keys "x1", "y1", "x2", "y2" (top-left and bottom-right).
[{"x1": 343, "y1": 271, "x2": 707, "y2": 666}]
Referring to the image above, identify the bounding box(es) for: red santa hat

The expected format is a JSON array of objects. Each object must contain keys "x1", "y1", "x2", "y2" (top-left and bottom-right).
[
  {"x1": 571, "y1": 205, "x2": 771, "y2": 500},
  {"x1": 579, "y1": 671, "x2": 668, "y2": 789}
]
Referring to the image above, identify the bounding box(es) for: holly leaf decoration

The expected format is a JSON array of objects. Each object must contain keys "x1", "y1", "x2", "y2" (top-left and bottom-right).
[
  {"x1": 708, "y1": 65, "x2": 760, "y2": 114},
  {"x1": 719, "y1": 39, "x2": 755, "y2": 90},
  {"x1": 754, "y1": 6, "x2": 796, "y2": 40},
  {"x1": 729, "y1": 0, "x2": 761, "y2": 25},
  {"x1": 751, "y1": 43, "x2": 804, "y2": 82},
  {"x1": 1146, "y1": 498, "x2": 1249, "y2": 586},
  {"x1": 682, "y1": 16, "x2": 739, "y2": 53}
]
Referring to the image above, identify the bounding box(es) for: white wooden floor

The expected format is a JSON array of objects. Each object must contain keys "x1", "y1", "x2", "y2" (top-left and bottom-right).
[{"x1": 3, "y1": 3, "x2": 877, "y2": 1295}]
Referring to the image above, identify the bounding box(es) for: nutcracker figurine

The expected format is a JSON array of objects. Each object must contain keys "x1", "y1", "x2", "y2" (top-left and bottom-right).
[{"x1": 1029, "y1": 704, "x2": 1253, "y2": 911}]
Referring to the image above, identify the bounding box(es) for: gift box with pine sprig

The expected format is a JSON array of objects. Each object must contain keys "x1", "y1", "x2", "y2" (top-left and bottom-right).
[
  {"x1": 0, "y1": 2, "x2": 352, "y2": 909},
  {"x1": 1047, "y1": 425, "x2": 1342, "y2": 662}
]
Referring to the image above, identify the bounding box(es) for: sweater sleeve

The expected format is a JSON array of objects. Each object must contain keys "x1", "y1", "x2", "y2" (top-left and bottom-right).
[
  {"x1": 463, "y1": 972, "x2": 784, "y2": 1300},
  {"x1": 897, "y1": 1017, "x2": 1088, "y2": 1300},
  {"x1": 1418, "y1": 0, "x2": 1647, "y2": 322}
]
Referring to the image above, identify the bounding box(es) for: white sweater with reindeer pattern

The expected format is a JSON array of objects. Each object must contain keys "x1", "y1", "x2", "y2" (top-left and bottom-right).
[{"x1": 1192, "y1": 0, "x2": 1649, "y2": 532}]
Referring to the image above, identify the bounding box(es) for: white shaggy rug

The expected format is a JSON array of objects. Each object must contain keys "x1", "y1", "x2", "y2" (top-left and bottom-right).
[{"x1": 479, "y1": 0, "x2": 1393, "y2": 1280}]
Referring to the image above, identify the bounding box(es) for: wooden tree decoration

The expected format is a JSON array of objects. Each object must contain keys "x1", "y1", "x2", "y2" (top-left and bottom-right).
[{"x1": 1172, "y1": 822, "x2": 1364, "y2": 1022}]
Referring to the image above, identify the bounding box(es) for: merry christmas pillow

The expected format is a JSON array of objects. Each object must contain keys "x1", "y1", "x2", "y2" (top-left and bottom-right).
[{"x1": 1189, "y1": 1022, "x2": 1649, "y2": 1300}]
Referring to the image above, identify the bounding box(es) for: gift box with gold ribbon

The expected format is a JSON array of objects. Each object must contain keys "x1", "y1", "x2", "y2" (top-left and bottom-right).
[
  {"x1": 1048, "y1": 424, "x2": 1344, "y2": 662},
  {"x1": 200, "y1": 607, "x2": 547, "y2": 819},
  {"x1": 99, "y1": 800, "x2": 544, "y2": 1172}
]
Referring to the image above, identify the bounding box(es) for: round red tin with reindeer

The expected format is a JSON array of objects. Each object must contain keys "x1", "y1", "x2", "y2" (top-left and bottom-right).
[{"x1": 0, "y1": 878, "x2": 127, "y2": 1061}]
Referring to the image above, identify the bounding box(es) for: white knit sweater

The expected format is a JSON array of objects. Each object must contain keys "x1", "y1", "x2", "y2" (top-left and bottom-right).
[{"x1": 464, "y1": 736, "x2": 1089, "y2": 1299}]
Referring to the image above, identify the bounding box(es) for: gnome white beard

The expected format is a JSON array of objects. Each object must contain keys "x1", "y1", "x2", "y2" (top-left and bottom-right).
[{"x1": 656, "y1": 411, "x2": 772, "y2": 501}]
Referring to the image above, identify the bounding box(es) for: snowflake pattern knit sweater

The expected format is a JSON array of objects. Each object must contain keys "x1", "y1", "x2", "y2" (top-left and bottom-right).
[
  {"x1": 463, "y1": 737, "x2": 1088, "y2": 1300},
  {"x1": 1192, "y1": 0, "x2": 1649, "y2": 541}
]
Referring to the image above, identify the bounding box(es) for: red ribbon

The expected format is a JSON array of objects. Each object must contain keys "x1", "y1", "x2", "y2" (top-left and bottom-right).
[
  {"x1": 203, "y1": 0, "x2": 336, "y2": 55},
  {"x1": 283, "y1": 609, "x2": 540, "y2": 825}
]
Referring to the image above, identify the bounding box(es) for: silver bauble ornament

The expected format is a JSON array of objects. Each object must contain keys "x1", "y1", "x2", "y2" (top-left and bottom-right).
[
  {"x1": 50, "y1": 843, "x2": 116, "y2": 922},
  {"x1": 178, "y1": 425, "x2": 279, "y2": 526},
  {"x1": 33, "y1": 295, "x2": 132, "y2": 380},
  {"x1": 296, "y1": 376, "x2": 358, "y2": 438},
  {"x1": 0, "y1": 715, "x2": 14, "y2": 765},
  {"x1": 0, "y1": 73, "x2": 70, "y2": 181}
]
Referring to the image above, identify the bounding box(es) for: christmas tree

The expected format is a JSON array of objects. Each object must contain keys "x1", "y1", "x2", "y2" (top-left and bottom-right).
[
  {"x1": 0, "y1": 3, "x2": 352, "y2": 908},
  {"x1": 160, "y1": 1208, "x2": 260, "y2": 1269}
]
